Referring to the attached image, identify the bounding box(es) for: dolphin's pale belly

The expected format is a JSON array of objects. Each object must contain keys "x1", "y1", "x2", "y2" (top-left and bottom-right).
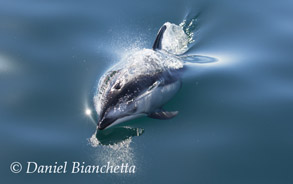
[
  {"x1": 105, "y1": 80, "x2": 181, "y2": 129},
  {"x1": 134, "y1": 80, "x2": 181, "y2": 113}
]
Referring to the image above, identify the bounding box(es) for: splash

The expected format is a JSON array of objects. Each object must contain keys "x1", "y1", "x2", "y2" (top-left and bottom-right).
[
  {"x1": 179, "y1": 13, "x2": 200, "y2": 45},
  {"x1": 156, "y1": 13, "x2": 200, "y2": 55},
  {"x1": 160, "y1": 22, "x2": 191, "y2": 55},
  {"x1": 88, "y1": 127, "x2": 144, "y2": 166},
  {"x1": 90, "y1": 137, "x2": 135, "y2": 166}
]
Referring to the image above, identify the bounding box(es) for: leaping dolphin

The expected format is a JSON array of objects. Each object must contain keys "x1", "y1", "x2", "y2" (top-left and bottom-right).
[{"x1": 93, "y1": 22, "x2": 216, "y2": 130}]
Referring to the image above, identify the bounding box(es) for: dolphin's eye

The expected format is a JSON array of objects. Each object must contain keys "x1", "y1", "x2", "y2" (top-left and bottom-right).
[{"x1": 114, "y1": 83, "x2": 121, "y2": 90}]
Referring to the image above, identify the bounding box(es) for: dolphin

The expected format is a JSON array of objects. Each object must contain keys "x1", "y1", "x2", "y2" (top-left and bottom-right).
[{"x1": 93, "y1": 22, "x2": 216, "y2": 130}]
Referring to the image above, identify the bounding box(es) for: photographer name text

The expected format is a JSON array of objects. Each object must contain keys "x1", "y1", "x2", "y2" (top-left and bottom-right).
[{"x1": 10, "y1": 161, "x2": 136, "y2": 174}]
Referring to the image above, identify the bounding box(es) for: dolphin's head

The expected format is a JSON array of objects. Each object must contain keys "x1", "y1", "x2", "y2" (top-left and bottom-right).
[
  {"x1": 97, "y1": 98, "x2": 139, "y2": 130},
  {"x1": 94, "y1": 69, "x2": 150, "y2": 130}
]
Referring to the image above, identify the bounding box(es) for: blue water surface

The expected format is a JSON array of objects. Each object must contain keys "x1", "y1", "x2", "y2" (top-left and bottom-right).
[{"x1": 0, "y1": 0, "x2": 293, "y2": 183}]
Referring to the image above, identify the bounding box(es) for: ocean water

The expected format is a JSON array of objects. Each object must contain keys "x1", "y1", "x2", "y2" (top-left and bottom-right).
[{"x1": 1, "y1": 0, "x2": 293, "y2": 183}]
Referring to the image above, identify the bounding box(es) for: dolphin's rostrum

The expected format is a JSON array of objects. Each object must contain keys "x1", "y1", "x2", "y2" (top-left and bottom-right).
[{"x1": 93, "y1": 22, "x2": 215, "y2": 130}]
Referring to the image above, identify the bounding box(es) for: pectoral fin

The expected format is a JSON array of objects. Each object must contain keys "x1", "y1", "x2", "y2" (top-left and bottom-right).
[{"x1": 148, "y1": 110, "x2": 178, "y2": 120}]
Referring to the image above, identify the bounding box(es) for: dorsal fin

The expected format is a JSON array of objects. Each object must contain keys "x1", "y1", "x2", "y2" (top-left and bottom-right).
[{"x1": 152, "y1": 25, "x2": 167, "y2": 50}]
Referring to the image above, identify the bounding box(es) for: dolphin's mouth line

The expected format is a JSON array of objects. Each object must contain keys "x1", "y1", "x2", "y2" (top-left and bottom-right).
[
  {"x1": 98, "y1": 117, "x2": 116, "y2": 130},
  {"x1": 98, "y1": 113, "x2": 146, "y2": 130},
  {"x1": 98, "y1": 114, "x2": 130, "y2": 130}
]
